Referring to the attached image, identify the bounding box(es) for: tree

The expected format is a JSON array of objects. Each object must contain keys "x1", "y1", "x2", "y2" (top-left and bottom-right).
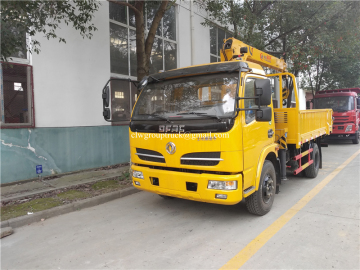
[
  {"x1": 109, "y1": 0, "x2": 175, "y2": 81},
  {"x1": 1, "y1": 0, "x2": 100, "y2": 62},
  {"x1": 198, "y1": 0, "x2": 360, "y2": 92}
]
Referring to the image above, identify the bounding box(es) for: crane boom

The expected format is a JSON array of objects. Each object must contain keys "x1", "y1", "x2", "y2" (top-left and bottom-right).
[{"x1": 220, "y1": 38, "x2": 287, "y2": 73}]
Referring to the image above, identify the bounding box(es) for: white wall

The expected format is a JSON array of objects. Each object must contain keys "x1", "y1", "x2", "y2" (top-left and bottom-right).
[
  {"x1": 177, "y1": 1, "x2": 211, "y2": 68},
  {"x1": 32, "y1": 2, "x2": 110, "y2": 128}
]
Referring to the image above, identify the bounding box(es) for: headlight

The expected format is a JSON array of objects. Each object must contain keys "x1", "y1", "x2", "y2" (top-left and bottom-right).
[
  {"x1": 132, "y1": 170, "x2": 144, "y2": 179},
  {"x1": 345, "y1": 125, "x2": 352, "y2": 132},
  {"x1": 208, "y1": 180, "x2": 237, "y2": 190}
]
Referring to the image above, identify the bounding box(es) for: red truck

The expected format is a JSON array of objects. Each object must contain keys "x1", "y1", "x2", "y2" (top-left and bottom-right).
[{"x1": 313, "y1": 88, "x2": 360, "y2": 144}]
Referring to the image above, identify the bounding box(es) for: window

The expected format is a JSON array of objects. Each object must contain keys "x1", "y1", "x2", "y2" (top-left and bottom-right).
[
  {"x1": 109, "y1": 2, "x2": 177, "y2": 124},
  {"x1": 210, "y1": 26, "x2": 232, "y2": 63},
  {"x1": 132, "y1": 73, "x2": 238, "y2": 120},
  {"x1": 244, "y1": 78, "x2": 257, "y2": 124},
  {"x1": 109, "y1": 2, "x2": 177, "y2": 78},
  {"x1": 1, "y1": 64, "x2": 34, "y2": 127},
  {"x1": 314, "y1": 96, "x2": 355, "y2": 111}
]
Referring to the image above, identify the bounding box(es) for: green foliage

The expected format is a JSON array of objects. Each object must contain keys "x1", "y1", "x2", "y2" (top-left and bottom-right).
[
  {"x1": 91, "y1": 179, "x2": 119, "y2": 190},
  {"x1": 1, "y1": 0, "x2": 100, "y2": 62},
  {"x1": 57, "y1": 190, "x2": 90, "y2": 200},
  {"x1": 198, "y1": 0, "x2": 360, "y2": 91},
  {"x1": 1, "y1": 198, "x2": 61, "y2": 221}
]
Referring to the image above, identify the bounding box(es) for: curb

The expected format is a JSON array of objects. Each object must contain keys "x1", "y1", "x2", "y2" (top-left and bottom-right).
[
  {"x1": 1, "y1": 174, "x2": 130, "y2": 203},
  {"x1": 0, "y1": 187, "x2": 141, "y2": 229}
]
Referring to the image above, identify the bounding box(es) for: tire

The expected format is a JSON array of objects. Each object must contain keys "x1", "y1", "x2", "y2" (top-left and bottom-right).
[
  {"x1": 352, "y1": 132, "x2": 359, "y2": 144},
  {"x1": 304, "y1": 143, "x2": 320, "y2": 178},
  {"x1": 246, "y1": 160, "x2": 276, "y2": 216},
  {"x1": 159, "y1": 195, "x2": 174, "y2": 199}
]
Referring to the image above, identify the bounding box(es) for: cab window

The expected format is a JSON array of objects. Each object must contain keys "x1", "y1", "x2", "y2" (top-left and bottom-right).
[{"x1": 244, "y1": 78, "x2": 256, "y2": 124}]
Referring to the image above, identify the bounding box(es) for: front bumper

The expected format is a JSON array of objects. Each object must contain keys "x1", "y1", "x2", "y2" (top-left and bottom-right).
[
  {"x1": 131, "y1": 164, "x2": 243, "y2": 205},
  {"x1": 325, "y1": 133, "x2": 357, "y2": 140}
]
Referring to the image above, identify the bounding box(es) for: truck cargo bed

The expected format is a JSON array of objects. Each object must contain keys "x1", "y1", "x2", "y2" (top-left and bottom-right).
[{"x1": 274, "y1": 108, "x2": 333, "y2": 147}]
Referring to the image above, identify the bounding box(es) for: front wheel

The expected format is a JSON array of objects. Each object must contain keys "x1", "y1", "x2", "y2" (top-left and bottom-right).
[{"x1": 246, "y1": 160, "x2": 276, "y2": 216}]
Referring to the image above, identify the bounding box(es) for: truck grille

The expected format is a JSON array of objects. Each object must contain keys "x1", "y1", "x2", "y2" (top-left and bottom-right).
[
  {"x1": 136, "y1": 148, "x2": 165, "y2": 163},
  {"x1": 275, "y1": 112, "x2": 288, "y2": 123},
  {"x1": 334, "y1": 116, "x2": 349, "y2": 121},
  {"x1": 180, "y1": 152, "x2": 222, "y2": 166}
]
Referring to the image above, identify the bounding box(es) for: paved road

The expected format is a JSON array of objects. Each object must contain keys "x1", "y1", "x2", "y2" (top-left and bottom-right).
[{"x1": 2, "y1": 142, "x2": 359, "y2": 269}]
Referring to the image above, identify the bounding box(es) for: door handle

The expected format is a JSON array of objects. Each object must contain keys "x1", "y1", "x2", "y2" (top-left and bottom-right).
[{"x1": 268, "y1": 129, "x2": 274, "y2": 138}]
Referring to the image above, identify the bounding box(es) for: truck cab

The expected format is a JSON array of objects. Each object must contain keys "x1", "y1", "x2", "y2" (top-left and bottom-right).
[{"x1": 314, "y1": 88, "x2": 360, "y2": 144}]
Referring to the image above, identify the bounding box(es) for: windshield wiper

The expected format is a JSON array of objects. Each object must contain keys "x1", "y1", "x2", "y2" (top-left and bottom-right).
[
  {"x1": 177, "y1": 112, "x2": 221, "y2": 121},
  {"x1": 148, "y1": 75, "x2": 160, "y2": 82}
]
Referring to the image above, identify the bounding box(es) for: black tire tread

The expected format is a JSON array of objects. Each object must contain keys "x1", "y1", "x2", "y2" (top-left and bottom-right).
[
  {"x1": 304, "y1": 143, "x2": 319, "y2": 178},
  {"x1": 352, "y1": 132, "x2": 359, "y2": 144},
  {"x1": 245, "y1": 160, "x2": 276, "y2": 216}
]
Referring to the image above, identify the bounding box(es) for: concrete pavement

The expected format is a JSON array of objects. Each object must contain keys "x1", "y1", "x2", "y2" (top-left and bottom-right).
[{"x1": 1, "y1": 142, "x2": 359, "y2": 269}]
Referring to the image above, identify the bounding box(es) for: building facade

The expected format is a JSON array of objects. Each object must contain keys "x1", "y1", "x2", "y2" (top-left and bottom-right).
[{"x1": 1, "y1": 1, "x2": 228, "y2": 184}]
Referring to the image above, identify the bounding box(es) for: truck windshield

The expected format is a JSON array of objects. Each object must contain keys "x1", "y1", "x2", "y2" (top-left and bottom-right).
[
  {"x1": 132, "y1": 73, "x2": 238, "y2": 121},
  {"x1": 314, "y1": 96, "x2": 354, "y2": 112}
]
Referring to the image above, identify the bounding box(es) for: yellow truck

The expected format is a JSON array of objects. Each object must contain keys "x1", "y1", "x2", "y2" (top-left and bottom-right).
[{"x1": 102, "y1": 38, "x2": 333, "y2": 215}]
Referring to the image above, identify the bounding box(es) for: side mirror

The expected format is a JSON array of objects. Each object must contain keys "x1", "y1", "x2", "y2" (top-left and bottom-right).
[
  {"x1": 254, "y1": 79, "x2": 271, "y2": 106},
  {"x1": 357, "y1": 97, "x2": 360, "y2": 109},
  {"x1": 102, "y1": 84, "x2": 111, "y2": 120},
  {"x1": 256, "y1": 107, "x2": 272, "y2": 122},
  {"x1": 138, "y1": 76, "x2": 149, "y2": 91}
]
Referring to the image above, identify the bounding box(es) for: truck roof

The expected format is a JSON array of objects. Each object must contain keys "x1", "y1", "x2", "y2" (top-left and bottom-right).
[
  {"x1": 149, "y1": 61, "x2": 264, "y2": 82},
  {"x1": 315, "y1": 88, "x2": 360, "y2": 97}
]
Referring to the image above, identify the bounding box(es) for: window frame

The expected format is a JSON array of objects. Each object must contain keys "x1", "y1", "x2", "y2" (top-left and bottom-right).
[
  {"x1": 1, "y1": 62, "x2": 35, "y2": 129},
  {"x1": 109, "y1": 2, "x2": 178, "y2": 79},
  {"x1": 210, "y1": 26, "x2": 233, "y2": 63}
]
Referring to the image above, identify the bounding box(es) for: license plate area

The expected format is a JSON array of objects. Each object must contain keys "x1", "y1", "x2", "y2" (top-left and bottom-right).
[{"x1": 186, "y1": 182, "x2": 198, "y2": 192}]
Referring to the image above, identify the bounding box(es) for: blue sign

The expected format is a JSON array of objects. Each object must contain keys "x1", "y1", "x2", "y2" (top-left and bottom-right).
[{"x1": 36, "y1": 165, "x2": 43, "y2": 174}]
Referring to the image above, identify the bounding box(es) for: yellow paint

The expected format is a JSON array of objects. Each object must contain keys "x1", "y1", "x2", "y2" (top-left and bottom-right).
[
  {"x1": 254, "y1": 144, "x2": 278, "y2": 191},
  {"x1": 268, "y1": 73, "x2": 332, "y2": 148},
  {"x1": 221, "y1": 38, "x2": 287, "y2": 72},
  {"x1": 220, "y1": 149, "x2": 360, "y2": 270},
  {"x1": 132, "y1": 164, "x2": 243, "y2": 205}
]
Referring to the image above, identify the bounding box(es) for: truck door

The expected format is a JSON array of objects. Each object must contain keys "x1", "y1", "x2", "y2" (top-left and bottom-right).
[{"x1": 241, "y1": 75, "x2": 275, "y2": 189}]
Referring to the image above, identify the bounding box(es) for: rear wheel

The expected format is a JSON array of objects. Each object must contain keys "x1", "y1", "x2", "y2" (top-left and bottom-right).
[
  {"x1": 304, "y1": 143, "x2": 320, "y2": 178},
  {"x1": 352, "y1": 132, "x2": 359, "y2": 144},
  {"x1": 246, "y1": 161, "x2": 276, "y2": 216}
]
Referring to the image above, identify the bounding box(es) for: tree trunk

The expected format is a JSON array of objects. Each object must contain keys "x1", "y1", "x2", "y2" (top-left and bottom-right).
[
  {"x1": 134, "y1": 1, "x2": 146, "y2": 81},
  {"x1": 144, "y1": 1, "x2": 169, "y2": 76},
  {"x1": 229, "y1": 0, "x2": 238, "y2": 38}
]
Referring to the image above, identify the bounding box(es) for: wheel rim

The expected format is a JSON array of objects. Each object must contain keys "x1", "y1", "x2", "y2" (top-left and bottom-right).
[{"x1": 262, "y1": 174, "x2": 274, "y2": 204}]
